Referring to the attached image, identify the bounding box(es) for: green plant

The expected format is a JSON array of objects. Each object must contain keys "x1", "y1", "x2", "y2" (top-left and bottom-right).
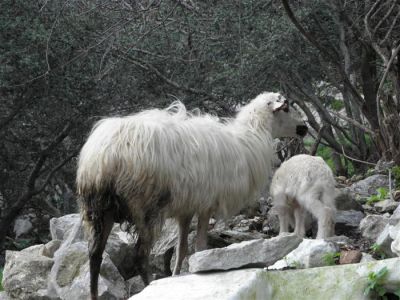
[
  {"x1": 330, "y1": 99, "x2": 345, "y2": 111},
  {"x1": 12, "y1": 238, "x2": 33, "y2": 250},
  {"x1": 366, "y1": 187, "x2": 389, "y2": 205},
  {"x1": 322, "y1": 252, "x2": 340, "y2": 266},
  {"x1": 370, "y1": 243, "x2": 387, "y2": 260},
  {"x1": 0, "y1": 268, "x2": 3, "y2": 291},
  {"x1": 392, "y1": 166, "x2": 400, "y2": 189},
  {"x1": 364, "y1": 267, "x2": 390, "y2": 299}
]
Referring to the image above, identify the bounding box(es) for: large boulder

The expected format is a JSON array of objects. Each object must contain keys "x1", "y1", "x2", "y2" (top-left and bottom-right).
[
  {"x1": 2, "y1": 246, "x2": 54, "y2": 300},
  {"x1": 188, "y1": 234, "x2": 302, "y2": 273},
  {"x1": 132, "y1": 258, "x2": 400, "y2": 300}
]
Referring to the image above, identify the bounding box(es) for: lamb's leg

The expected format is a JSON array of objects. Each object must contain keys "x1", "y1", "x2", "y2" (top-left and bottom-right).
[
  {"x1": 196, "y1": 210, "x2": 211, "y2": 251},
  {"x1": 298, "y1": 192, "x2": 335, "y2": 239},
  {"x1": 172, "y1": 214, "x2": 193, "y2": 275},
  {"x1": 88, "y1": 210, "x2": 114, "y2": 300},
  {"x1": 293, "y1": 203, "x2": 306, "y2": 237}
]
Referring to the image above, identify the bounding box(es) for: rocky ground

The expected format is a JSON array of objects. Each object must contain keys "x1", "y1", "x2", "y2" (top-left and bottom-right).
[{"x1": 1, "y1": 169, "x2": 400, "y2": 299}]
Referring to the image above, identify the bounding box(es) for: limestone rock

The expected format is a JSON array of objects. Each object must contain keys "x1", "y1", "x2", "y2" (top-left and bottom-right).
[
  {"x1": 126, "y1": 276, "x2": 146, "y2": 298},
  {"x1": 49, "y1": 214, "x2": 83, "y2": 242},
  {"x1": 376, "y1": 224, "x2": 396, "y2": 258},
  {"x1": 360, "y1": 215, "x2": 389, "y2": 241},
  {"x1": 390, "y1": 204, "x2": 400, "y2": 225},
  {"x1": 347, "y1": 174, "x2": 391, "y2": 202},
  {"x1": 335, "y1": 210, "x2": 364, "y2": 235},
  {"x1": 188, "y1": 234, "x2": 302, "y2": 273},
  {"x1": 13, "y1": 216, "x2": 33, "y2": 238},
  {"x1": 374, "y1": 200, "x2": 399, "y2": 213},
  {"x1": 335, "y1": 192, "x2": 363, "y2": 211},
  {"x1": 132, "y1": 258, "x2": 400, "y2": 300},
  {"x1": 269, "y1": 239, "x2": 339, "y2": 269},
  {"x1": 2, "y1": 249, "x2": 54, "y2": 300}
]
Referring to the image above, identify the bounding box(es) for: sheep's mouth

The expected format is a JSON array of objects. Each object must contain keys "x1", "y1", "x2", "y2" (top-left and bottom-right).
[{"x1": 296, "y1": 125, "x2": 308, "y2": 137}]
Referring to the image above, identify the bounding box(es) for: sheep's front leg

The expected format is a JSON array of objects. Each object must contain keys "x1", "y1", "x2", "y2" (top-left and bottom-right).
[
  {"x1": 172, "y1": 214, "x2": 193, "y2": 275},
  {"x1": 196, "y1": 210, "x2": 211, "y2": 251}
]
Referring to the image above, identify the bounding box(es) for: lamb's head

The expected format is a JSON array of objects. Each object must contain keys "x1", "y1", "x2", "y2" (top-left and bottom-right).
[{"x1": 236, "y1": 92, "x2": 308, "y2": 138}]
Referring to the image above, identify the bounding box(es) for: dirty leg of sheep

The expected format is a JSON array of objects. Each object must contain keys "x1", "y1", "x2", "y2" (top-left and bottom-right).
[
  {"x1": 196, "y1": 210, "x2": 212, "y2": 251},
  {"x1": 88, "y1": 210, "x2": 114, "y2": 300},
  {"x1": 172, "y1": 214, "x2": 193, "y2": 275}
]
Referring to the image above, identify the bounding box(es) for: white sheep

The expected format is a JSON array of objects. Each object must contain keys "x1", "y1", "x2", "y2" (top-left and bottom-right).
[
  {"x1": 76, "y1": 92, "x2": 307, "y2": 299},
  {"x1": 270, "y1": 154, "x2": 338, "y2": 239}
]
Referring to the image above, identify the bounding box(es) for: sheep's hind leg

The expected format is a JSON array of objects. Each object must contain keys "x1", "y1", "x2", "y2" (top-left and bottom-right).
[
  {"x1": 88, "y1": 210, "x2": 114, "y2": 300},
  {"x1": 298, "y1": 192, "x2": 335, "y2": 239},
  {"x1": 172, "y1": 214, "x2": 193, "y2": 275},
  {"x1": 196, "y1": 210, "x2": 211, "y2": 252},
  {"x1": 293, "y1": 203, "x2": 306, "y2": 237}
]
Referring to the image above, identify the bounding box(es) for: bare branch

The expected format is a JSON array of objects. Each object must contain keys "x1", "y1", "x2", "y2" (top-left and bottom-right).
[
  {"x1": 327, "y1": 109, "x2": 375, "y2": 135},
  {"x1": 33, "y1": 149, "x2": 78, "y2": 196},
  {"x1": 27, "y1": 122, "x2": 72, "y2": 191}
]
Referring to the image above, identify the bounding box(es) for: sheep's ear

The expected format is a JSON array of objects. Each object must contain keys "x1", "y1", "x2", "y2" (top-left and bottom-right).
[{"x1": 272, "y1": 100, "x2": 289, "y2": 113}]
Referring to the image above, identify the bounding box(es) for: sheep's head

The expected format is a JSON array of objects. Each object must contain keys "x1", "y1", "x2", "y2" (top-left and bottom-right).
[
  {"x1": 236, "y1": 92, "x2": 308, "y2": 138},
  {"x1": 268, "y1": 93, "x2": 308, "y2": 138}
]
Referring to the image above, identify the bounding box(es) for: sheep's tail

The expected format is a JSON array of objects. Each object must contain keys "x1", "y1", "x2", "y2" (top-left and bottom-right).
[{"x1": 77, "y1": 187, "x2": 133, "y2": 300}]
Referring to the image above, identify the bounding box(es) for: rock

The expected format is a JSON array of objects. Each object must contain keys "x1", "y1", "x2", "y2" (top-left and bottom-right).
[
  {"x1": 63, "y1": 254, "x2": 127, "y2": 300},
  {"x1": 2, "y1": 249, "x2": 54, "y2": 300},
  {"x1": 335, "y1": 192, "x2": 363, "y2": 211},
  {"x1": 105, "y1": 224, "x2": 137, "y2": 276},
  {"x1": 335, "y1": 210, "x2": 364, "y2": 234},
  {"x1": 374, "y1": 200, "x2": 399, "y2": 213},
  {"x1": 169, "y1": 231, "x2": 197, "y2": 275},
  {"x1": 188, "y1": 234, "x2": 302, "y2": 273},
  {"x1": 13, "y1": 216, "x2": 33, "y2": 238},
  {"x1": 392, "y1": 232, "x2": 400, "y2": 257},
  {"x1": 0, "y1": 292, "x2": 10, "y2": 300},
  {"x1": 390, "y1": 204, "x2": 400, "y2": 225},
  {"x1": 132, "y1": 258, "x2": 400, "y2": 300},
  {"x1": 262, "y1": 210, "x2": 280, "y2": 235},
  {"x1": 376, "y1": 224, "x2": 396, "y2": 258},
  {"x1": 268, "y1": 239, "x2": 339, "y2": 269},
  {"x1": 325, "y1": 235, "x2": 352, "y2": 247},
  {"x1": 339, "y1": 250, "x2": 362, "y2": 264},
  {"x1": 42, "y1": 240, "x2": 62, "y2": 258},
  {"x1": 390, "y1": 223, "x2": 400, "y2": 256},
  {"x1": 360, "y1": 253, "x2": 376, "y2": 263},
  {"x1": 360, "y1": 215, "x2": 389, "y2": 241},
  {"x1": 53, "y1": 242, "x2": 89, "y2": 288},
  {"x1": 393, "y1": 190, "x2": 400, "y2": 201},
  {"x1": 347, "y1": 174, "x2": 391, "y2": 202},
  {"x1": 49, "y1": 214, "x2": 82, "y2": 241},
  {"x1": 126, "y1": 276, "x2": 146, "y2": 297}
]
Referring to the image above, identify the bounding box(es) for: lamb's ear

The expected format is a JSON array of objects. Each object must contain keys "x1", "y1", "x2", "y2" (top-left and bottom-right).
[{"x1": 272, "y1": 100, "x2": 289, "y2": 113}]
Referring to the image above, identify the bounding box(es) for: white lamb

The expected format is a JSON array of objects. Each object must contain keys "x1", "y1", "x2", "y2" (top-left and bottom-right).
[{"x1": 270, "y1": 154, "x2": 338, "y2": 239}]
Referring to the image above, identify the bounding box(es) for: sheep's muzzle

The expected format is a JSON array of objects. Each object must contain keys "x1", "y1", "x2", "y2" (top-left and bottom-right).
[{"x1": 296, "y1": 125, "x2": 308, "y2": 137}]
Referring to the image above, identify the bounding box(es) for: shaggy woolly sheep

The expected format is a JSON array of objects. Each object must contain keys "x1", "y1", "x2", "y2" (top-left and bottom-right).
[
  {"x1": 270, "y1": 154, "x2": 338, "y2": 239},
  {"x1": 76, "y1": 92, "x2": 307, "y2": 299}
]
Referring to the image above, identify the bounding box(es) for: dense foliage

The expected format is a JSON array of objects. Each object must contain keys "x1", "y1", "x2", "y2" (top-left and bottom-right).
[{"x1": 1, "y1": 0, "x2": 400, "y2": 255}]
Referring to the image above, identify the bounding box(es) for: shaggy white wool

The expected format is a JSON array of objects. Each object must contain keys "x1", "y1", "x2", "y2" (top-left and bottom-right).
[
  {"x1": 270, "y1": 154, "x2": 338, "y2": 239},
  {"x1": 77, "y1": 91, "x2": 307, "y2": 281}
]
